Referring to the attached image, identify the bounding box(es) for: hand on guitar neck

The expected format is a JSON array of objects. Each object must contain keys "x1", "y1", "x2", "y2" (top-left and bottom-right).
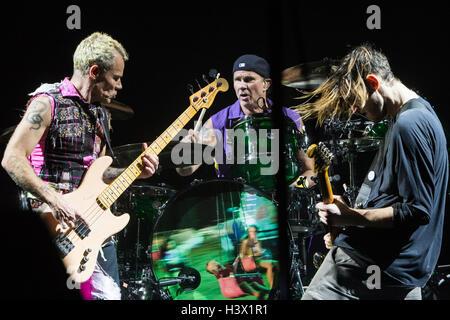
[{"x1": 307, "y1": 142, "x2": 358, "y2": 247}]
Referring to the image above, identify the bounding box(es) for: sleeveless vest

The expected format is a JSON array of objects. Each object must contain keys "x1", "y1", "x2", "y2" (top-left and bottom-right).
[{"x1": 28, "y1": 81, "x2": 109, "y2": 192}]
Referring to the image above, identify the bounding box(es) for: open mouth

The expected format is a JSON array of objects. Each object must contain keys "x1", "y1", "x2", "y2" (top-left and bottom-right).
[{"x1": 239, "y1": 93, "x2": 250, "y2": 101}]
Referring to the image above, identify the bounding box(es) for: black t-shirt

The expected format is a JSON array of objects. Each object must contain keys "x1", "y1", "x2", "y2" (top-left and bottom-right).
[{"x1": 335, "y1": 97, "x2": 448, "y2": 287}]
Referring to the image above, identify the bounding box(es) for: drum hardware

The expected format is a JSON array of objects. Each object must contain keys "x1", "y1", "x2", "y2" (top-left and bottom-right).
[
  {"x1": 120, "y1": 265, "x2": 173, "y2": 300},
  {"x1": 232, "y1": 176, "x2": 248, "y2": 185},
  {"x1": 422, "y1": 265, "x2": 450, "y2": 300},
  {"x1": 287, "y1": 224, "x2": 305, "y2": 299},
  {"x1": 113, "y1": 183, "x2": 176, "y2": 297},
  {"x1": 287, "y1": 187, "x2": 319, "y2": 234},
  {"x1": 189, "y1": 178, "x2": 204, "y2": 186},
  {"x1": 157, "y1": 267, "x2": 201, "y2": 292},
  {"x1": 102, "y1": 100, "x2": 135, "y2": 120},
  {"x1": 122, "y1": 266, "x2": 201, "y2": 300},
  {"x1": 321, "y1": 117, "x2": 390, "y2": 206}
]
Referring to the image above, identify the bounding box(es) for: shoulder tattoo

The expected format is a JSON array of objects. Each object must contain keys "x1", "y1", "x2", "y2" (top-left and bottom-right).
[{"x1": 26, "y1": 99, "x2": 49, "y2": 130}]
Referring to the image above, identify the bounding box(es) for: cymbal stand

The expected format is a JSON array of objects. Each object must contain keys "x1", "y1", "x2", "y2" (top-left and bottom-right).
[
  {"x1": 342, "y1": 126, "x2": 360, "y2": 207},
  {"x1": 134, "y1": 217, "x2": 141, "y2": 279},
  {"x1": 287, "y1": 223, "x2": 305, "y2": 298},
  {"x1": 344, "y1": 149, "x2": 358, "y2": 207}
]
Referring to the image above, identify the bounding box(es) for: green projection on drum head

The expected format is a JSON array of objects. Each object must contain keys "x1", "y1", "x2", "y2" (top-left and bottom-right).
[{"x1": 151, "y1": 180, "x2": 279, "y2": 300}]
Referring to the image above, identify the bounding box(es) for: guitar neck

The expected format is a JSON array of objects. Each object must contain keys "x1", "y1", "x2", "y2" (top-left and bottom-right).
[
  {"x1": 318, "y1": 170, "x2": 334, "y2": 205},
  {"x1": 318, "y1": 169, "x2": 339, "y2": 244},
  {"x1": 96, "y1": 104, "x2": 200, "y2": 209}
]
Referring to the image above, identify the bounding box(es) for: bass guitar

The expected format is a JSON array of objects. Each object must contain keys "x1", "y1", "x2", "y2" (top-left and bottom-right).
[{"x1": 41, "y1": 77, "x2": 229, "y2": 283}]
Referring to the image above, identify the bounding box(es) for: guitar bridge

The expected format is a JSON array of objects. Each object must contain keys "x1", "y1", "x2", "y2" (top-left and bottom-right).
[{"x1": 54, "y1": 233, "x2": 75, "y2": 258}]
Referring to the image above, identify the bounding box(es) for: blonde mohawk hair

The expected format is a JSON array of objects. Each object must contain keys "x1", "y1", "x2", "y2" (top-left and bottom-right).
[{"x1": 73, "y1": 32, "x2": 129, "y2": 75}]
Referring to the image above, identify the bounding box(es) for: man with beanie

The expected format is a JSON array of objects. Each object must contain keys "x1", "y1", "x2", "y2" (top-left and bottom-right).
[{"x1": 177, "y1": 54, "x2": 315, "y2": 186}]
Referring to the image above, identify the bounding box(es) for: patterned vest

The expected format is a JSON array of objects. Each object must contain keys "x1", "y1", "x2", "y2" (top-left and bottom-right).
[{"x1": 28, "y1": 82, "x2": 109, "y2": 192}]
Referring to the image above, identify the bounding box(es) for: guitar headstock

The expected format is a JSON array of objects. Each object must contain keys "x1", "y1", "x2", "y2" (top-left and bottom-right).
[
  {"x1": 306, "y1": 142, "x2": 334, "y2": 174},
  {"x1": 189, "y1": 77, "x2": 229, "y2": 110}
]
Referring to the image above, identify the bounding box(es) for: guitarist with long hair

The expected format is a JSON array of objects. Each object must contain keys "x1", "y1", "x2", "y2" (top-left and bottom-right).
[
  {"x1": 296, "y1": 44, "x2": 448, "y2": 300},
  {"x1": 2, "y1": 32, "x2": 159, "y2": 300}
]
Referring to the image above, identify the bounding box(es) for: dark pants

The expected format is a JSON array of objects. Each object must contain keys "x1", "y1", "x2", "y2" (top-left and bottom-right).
[
  {"x1": 90, "y1": 239, "x2": 122, "y2": 300},
  {"x1": 302, "y1": 247, "x2": 422, "y2": 300},
  {"x1": 98, "y1": 240, "x2": 120, "y2": 287}
]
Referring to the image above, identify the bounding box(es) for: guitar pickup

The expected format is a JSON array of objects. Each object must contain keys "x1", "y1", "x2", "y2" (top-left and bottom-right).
[
  {"x1": 54, "y1": 234, "x2": 75, "y2": 258},
  {"x1": 73, "y1": 220, "x2": 91, "y2": 240}
]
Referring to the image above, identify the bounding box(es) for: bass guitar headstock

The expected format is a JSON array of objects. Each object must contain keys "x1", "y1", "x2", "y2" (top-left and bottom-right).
[{"x1": 188, "y1": 77, "x2": 229, "y2": 110}]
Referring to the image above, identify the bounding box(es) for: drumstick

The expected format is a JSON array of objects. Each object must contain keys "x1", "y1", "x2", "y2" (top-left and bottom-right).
[{"x1": 194, "y1": 108, "x2": 207, "y2": 133}]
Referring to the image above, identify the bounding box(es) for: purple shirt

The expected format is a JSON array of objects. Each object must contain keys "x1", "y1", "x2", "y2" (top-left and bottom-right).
[{"x1": 210, "y1": 99, "x2": 302, "y2": 178}]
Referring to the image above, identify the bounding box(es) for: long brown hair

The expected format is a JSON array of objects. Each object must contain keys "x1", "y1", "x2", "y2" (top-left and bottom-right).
[{"x1": 294, "y1": 44, "x2": 394, "y2": 125}]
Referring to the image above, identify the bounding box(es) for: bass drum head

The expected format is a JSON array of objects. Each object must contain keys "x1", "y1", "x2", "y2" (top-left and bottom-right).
[{"x1": 151, "y1": 179, "x2": 280, "y2": 300}]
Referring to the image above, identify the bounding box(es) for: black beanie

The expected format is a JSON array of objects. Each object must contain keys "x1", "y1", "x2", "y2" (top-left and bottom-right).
[{"x1": 232, "y1": 54, "x2": 270, "y2": 78}]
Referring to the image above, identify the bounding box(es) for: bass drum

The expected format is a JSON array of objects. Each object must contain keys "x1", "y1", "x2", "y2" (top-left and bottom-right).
[
  {"x1": 112, "y1": 183, "x2": 177, "y2": 276},
  {"x1": 150, "y1": 179, "x2": 280, "y2": 300}
]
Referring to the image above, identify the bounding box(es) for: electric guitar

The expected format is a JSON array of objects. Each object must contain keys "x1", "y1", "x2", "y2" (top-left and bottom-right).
[
  {"x1": 41, "y1": 77, "x2": 229, "y2": 283},
  {"x1": 306, "y1": 142, "x2": 339, "y2": 245}
]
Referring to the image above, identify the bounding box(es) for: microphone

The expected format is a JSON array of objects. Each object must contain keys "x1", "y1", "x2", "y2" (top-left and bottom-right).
[
  {"x1": 158, "y1": 275, "x2": 196, "y2": 287},
  {"x1": 257, "y1": 97, "x2": 268, "y2": 112},
  {"x1": 157, "y1": 267, "x2": 201, "y2": 291}
]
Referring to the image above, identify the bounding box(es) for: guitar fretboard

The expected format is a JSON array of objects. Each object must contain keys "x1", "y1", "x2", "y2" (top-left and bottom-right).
[{"x1": 96, "y1": 104, "x2": 200, "y2": 209}]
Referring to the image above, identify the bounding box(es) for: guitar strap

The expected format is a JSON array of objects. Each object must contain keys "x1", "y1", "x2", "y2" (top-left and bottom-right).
[
  {"x1": 98, "y1": 106, "x2": 118, "y2": 165},
  {"x1": 354, "y1": 125, "x2": 392, "y2": 208}
]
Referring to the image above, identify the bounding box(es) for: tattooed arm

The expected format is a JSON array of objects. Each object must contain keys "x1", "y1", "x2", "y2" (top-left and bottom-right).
[
  {"x1": 1, "y1": 96, "x2": 83, "y2": 227},
  {"x1": 176, "y1": 118, "x2": 217, "y2": 176}
]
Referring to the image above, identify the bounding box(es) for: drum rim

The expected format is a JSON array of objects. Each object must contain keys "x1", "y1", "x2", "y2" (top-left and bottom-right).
[
  {"x1": 152, "y1": 178, "x2": 276, "y2": 243},
  {"x1": 231, "y1": 112, "x2": 298, "y2": 126},
  {"x1": 157, "y1": 178, "x2": 274, "y2": 216},
  {"x1": 129, "y1": 180, "x2": 178, "y2": 191},
  {"x1": 231, "y1": 113, "x2": 273, "y2": 129}
]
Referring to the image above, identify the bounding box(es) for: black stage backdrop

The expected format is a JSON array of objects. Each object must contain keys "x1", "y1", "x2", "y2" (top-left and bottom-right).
[{"x1": 1, "y1": 0, "x2": 449, "y2": 307}]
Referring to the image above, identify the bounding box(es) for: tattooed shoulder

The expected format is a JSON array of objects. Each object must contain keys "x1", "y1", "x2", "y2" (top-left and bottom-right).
[{"x1": 26, "y1": 98, "x2": 50, "y2": 131}]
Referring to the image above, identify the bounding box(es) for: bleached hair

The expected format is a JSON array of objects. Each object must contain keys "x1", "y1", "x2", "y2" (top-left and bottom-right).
[{"x1": 73, "y1": 32, "x2": 129, "y2": 75}]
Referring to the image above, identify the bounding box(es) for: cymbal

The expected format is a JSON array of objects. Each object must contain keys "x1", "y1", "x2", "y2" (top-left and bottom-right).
[
  {"x1": 102, "y1": 100, "x2": 135, "y2": 120},
  {"x1": 281, "y1": 59, "x2": 338, "y2": 90},
  {"x1": 330, "y1": 137, "x2": 382, "y2": 153},
  {"x1": 107, "y1": 141, "x2": 215, "y2": 170}
]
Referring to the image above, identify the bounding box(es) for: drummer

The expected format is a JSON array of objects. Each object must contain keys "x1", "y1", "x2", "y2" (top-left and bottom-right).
[{"x1": 177, "y1": 54, "x2": 315, "y2": 187}]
